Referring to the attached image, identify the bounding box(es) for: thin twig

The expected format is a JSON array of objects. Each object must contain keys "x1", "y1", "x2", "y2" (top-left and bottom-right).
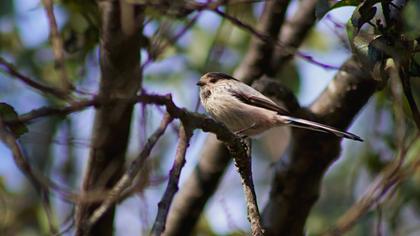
[
  {"x1": 322, "y1": 134, "x2": 420, "y2": 236},
  {"x1": 151, "y1": 124, "x2": 192, "y2": 235},
  {"x1": 375, "y1": 204, "x2": 383, "y2": 236},
  {"x1": 16, "y1": 99, "x2": 98, "y2": 124},
  {"x1": 0, "y1": 119, "x2": 48, "y2": 193},
  {"x1": 399, "y1": 66, "x2": 420, "y2": 131},
  {"x1": 137, "y1": 1, "x2": 335, "y2": 69},
  {"x1": 84, "y1": 113, "x2": 173, "y2": 232},
  {"x1": 0, "y1": 118, "x2": 59, "y2": 232},
  {"x1": 232, "y1": 139, "x2": 264, "y2": 236},
  {"x1": 54, "y1": 207, "x2": 76, "y2": 236},
  {"x1": 212, "y1": 8, "x2": 340, "y2": 70},
  {"x1": 142, "y1": 11, "x2": 201, "y2": 70},
  {"x1": 6, "y1": 92, "x2": 262, "y2": 233},
  {"x1": 41, "y1": 191, "x2": 58, "y2": 235},
  {"x1": 0, "y1": 57, "x2": 69, "y2": 99},
  {"x1": 0, "y1": 117, "x2": 78, "y2": 202},
  {"x1": 42, "y1": 0, "x2": 73, "y2": 91}
]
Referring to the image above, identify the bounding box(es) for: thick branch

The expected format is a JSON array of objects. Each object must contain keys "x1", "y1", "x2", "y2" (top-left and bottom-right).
[
  {"x1": 75, "y1": 1, "x2": 143, "y2": 235},
  {"x1": 235, "y1": 0, "x2": 291, "y2": 83},
  {"x1": 269, "y1": 0, "x2": 318, "y2": 74},
  {"x1": 85, "y1": 114, "x2": 173, "y2": 232},
  {"x1": 261, "y1": 57, "x2": 382, "y2": 236}
]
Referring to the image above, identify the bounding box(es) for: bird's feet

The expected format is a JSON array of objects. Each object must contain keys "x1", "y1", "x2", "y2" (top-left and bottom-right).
[{"x1": 234, "y1": 123, "x2": 256, "y2": 139}]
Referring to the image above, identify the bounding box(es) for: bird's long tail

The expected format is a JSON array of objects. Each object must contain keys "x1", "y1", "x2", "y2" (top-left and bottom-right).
[{"x1": 281, "y1": 115, "x2": 363, "y2": 142}]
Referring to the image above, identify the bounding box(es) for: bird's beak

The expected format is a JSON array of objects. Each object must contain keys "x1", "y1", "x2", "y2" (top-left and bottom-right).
[{"x1": 196, "y1": 81, "x2": 205, "y2": 87}]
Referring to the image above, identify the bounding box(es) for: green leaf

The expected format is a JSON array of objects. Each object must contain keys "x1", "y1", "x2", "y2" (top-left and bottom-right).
[
  {"x1": 403, "y1": 1, "x2": 420, "y2": 40},
  {"x1": 346, "y1": 18, "x2": 357, "y2": 44},
  {"x1": 0, "y1": 103, "x2": 28, "y2": 138}
]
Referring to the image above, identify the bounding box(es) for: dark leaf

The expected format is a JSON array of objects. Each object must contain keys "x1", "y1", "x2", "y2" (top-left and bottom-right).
[
  {"x1": 316, "y1": 0, "x2": 361, "y2": 20},
  {"x1": 351, "y1": 0, "x2": 381, "y2": 32},
  {"x1": 367, "y1": 35, "x2": 391, "y2": 63},
  {"x1": 0, "y1": 0, "x2": 13, "y2": 17},
  {"x1": 409, "y1": 58, "x2": 420, "y2": 77},
  {"x1": 315, "y1": 0, "x2": 332, "y2": 20},
  {"x1": 0, "y1": 103, "x2": 28, "y2": 138},
  {"x1": 399, "y1": 68, "x2": 420, "y2": 131},
  {"x1": 331, "y1": 0, "x2": 361, "y2": 9}
]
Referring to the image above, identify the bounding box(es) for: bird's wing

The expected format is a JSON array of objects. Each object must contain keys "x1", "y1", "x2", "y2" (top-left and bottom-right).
[{"x1": 229, "y1": 88, "x2": 290, "y2": 115}]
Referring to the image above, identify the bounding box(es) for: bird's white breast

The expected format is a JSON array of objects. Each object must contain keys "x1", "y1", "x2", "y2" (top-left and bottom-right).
[{"x1": 203, "y1": 84, "x2": 280, "y2": 136}]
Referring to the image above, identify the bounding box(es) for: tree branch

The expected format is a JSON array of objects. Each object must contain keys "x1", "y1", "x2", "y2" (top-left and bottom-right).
[
  {"x1": 235, "y1": 0, "x2": 291, "y2": 83},
  {"x1": 0, "y1": 119, "x2": 47, "y2": 199},
  {"x1": 42, "y1": 0, "x2": 73, "y2": 91},
  {"x1": 75, "y1": 1, "x2": 143, "y2": 235},
  {"x1": 84, "y1": 114, "x2": 173, "y2": 232},
  {"x1": 269, "y1": 0, "x2": 318, "y2": 74},
  {"x1": 0, "y1": 118, "x2": 58, "y2": 234},
  {"x1": 213, "y1": 5, "x2": 339, "y2": 72},
  {"x1": 0, "y1": 57, "x2": 70, "y2": 99},
  {"x1": 233, "y1": 139, "x2": 264, "y2": 236},
  {"x1": 261, "y1": 57, "x2": 382, "y2": 236},
  {"x1": 164, "y1": 1, "x2": 316, "y2": 234},
  {"x1": 151, "y1": 124, "x2": 192, "y2": 236},
  {"x1": 399, "y1": 66, "x2": 420, "y2": 131},
  {"x1": 323, "y1": 134, "x2": 420, "y2": 236}
]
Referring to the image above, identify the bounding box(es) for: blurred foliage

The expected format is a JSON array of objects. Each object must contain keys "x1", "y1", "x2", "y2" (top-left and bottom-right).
[
  {"x1": 402, "y1": 1, "x2": 420, "y2": 40},
  {"x1": 302, "y1": 28, "x2": 333, "y2": 52},
  {"x1": 308, "y1": 1, "x2": 420, "y2": 235},
  {"x1": 0, "y1": 103, "x2": 28, "y2": 137}
]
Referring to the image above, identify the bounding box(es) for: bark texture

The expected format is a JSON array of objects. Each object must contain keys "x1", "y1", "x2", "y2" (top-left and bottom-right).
[
  {"x1": 262, "y1": 57, "x2": 382, "y2": 235},
  {"x1": 75, "y1": 1, "x2": 142, "y2": 235}
]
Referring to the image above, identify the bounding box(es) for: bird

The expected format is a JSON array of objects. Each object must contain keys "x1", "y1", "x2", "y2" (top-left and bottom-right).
[{"x1": 196, "y1": 72, "x2": 363, "y2": 142}]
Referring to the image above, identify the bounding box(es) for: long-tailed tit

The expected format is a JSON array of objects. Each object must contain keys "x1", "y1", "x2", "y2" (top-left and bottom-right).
[{"x1": 197, "y1": 72, "x2": 362, "y2": 141}]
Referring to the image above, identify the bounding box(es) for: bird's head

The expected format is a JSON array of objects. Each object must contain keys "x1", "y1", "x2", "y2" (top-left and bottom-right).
[{"x1": 196, "y1": 72, "x2": 238, "y2": 89}]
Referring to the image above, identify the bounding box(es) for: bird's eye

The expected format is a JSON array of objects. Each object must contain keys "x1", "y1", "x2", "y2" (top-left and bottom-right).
[{"x1": 209, "y1": 78, "x2": 217, "y2": 83}]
